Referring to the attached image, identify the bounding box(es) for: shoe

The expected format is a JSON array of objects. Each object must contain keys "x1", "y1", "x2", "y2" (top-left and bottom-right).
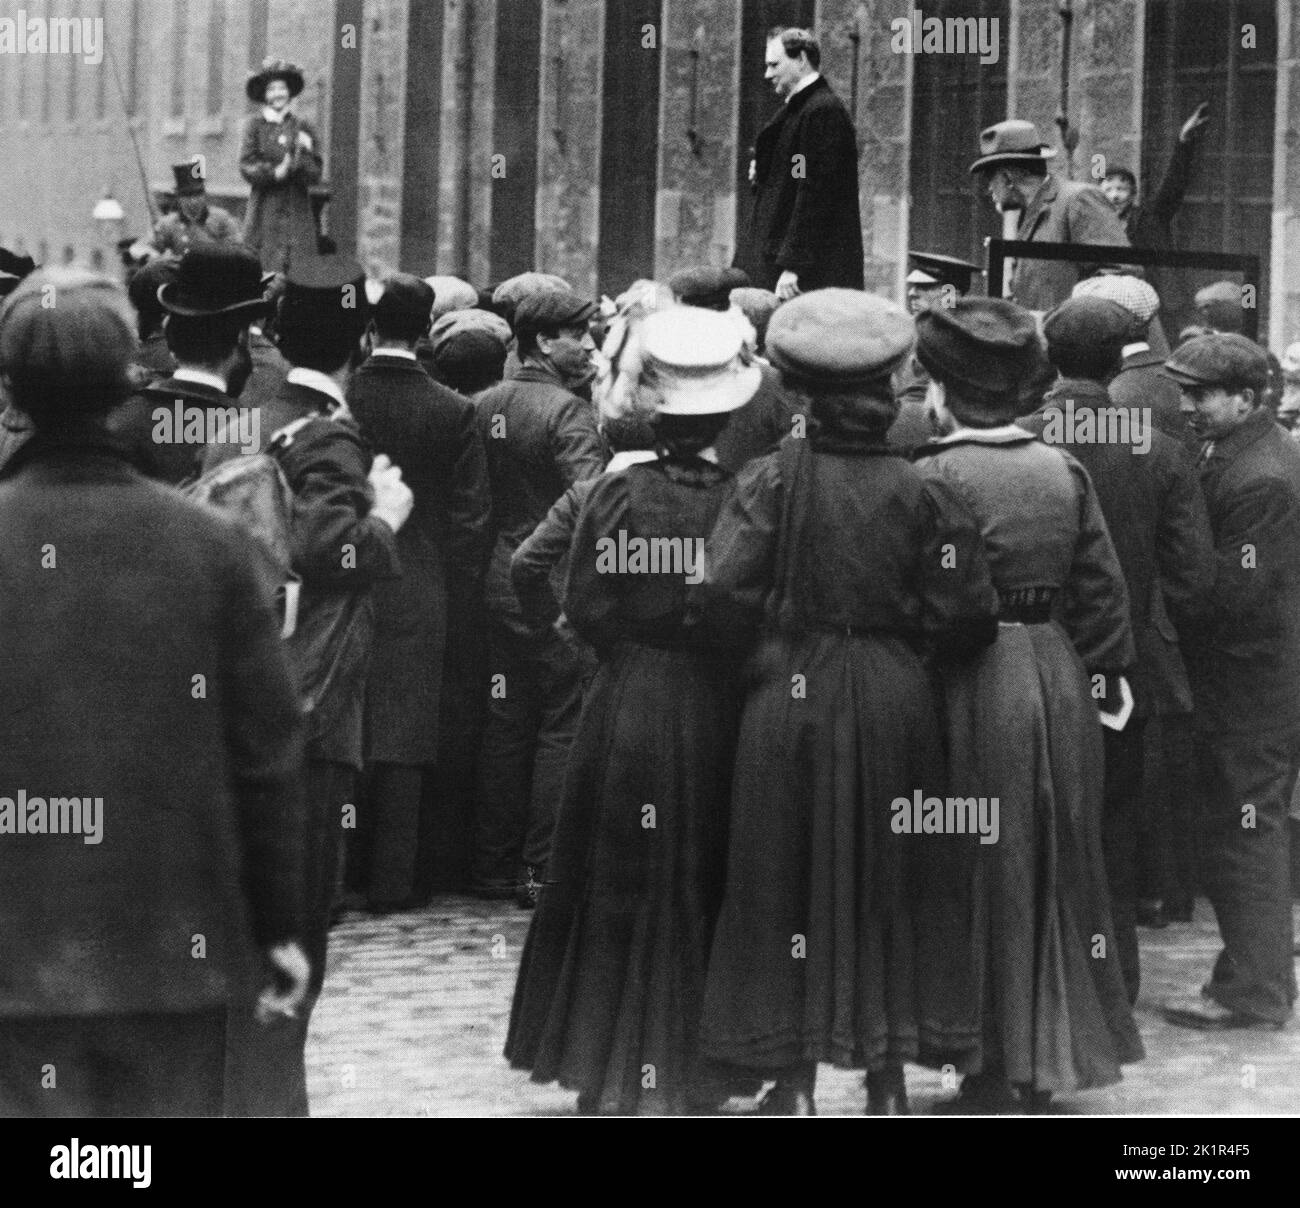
[
  {"x1": 865, "y1": 1068, "x2": 910, "y2": 1116},
  {"x1": 1136, "y1": 898, "x2": 1168, "y2": 929},
  {"x1": 1162, "y1": 994, "x2": 1281, "y2": 1030},
  {"x1": 515, "y1": 865, "x2": 544, "y2": 910},
  {"x1": 756, "y1": 1083, "x2": 816, "y2": 1116},
  {"x1": 467, "y1": 880, "x2": 517, "y2": 901}
]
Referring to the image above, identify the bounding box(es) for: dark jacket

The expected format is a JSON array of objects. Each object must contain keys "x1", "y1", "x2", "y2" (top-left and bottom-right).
[
  {"x1": 0, "y1": 430, "x2": 306, "y2": 1016},
  {"x1": 239, "y1": 111, "x2": 323, "y2": 272},
  {"x1": 108, "y1": 374, "x2": 248, "y2": 485},
  {"x1": 714, "y1": 362, "x2": 803, "y2": 473},
  {"x1": 475, "y1": 361, "x2": 606, "y2": 631},
  {"x1": 1010, "y1": 175, "x2": 1131, "y2": 313},
  {"x1": 739, "y1": 76, "x2": 864, "y2": 292},
  {"x1": 1019, "y1": 378, "x2": 1214, "y2": 716},
  {"x1": 1125, "y1": 136, "x2": 1195, "y2": 250},
  {"x1": 347, "y1": 352, "x2": 491, "y2": 763},
  {"x1": 1180, "y1": 407, "x2": 1300, "y2": 734},
  {"x1": 1110, "y1": 343, "x2": 1197, "y2": 451},
  {"x1": 150, "y1": 204, "x2": 242, "y2": 257}
]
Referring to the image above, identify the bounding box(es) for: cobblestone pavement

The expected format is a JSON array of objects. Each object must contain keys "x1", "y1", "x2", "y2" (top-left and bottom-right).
[{"x1": 305, "y1": 897, "x2": 1300, "y2": 1117}]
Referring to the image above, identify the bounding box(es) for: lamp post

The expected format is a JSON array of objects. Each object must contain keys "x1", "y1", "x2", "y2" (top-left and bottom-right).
[{"x1": 92, "y1": 193, "x2": 127, "y2": 278}]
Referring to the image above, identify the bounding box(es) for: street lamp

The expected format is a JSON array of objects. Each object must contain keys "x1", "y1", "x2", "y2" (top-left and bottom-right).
[{"x1": 92, "y1": 193, "x2": 127, "y2": 277}]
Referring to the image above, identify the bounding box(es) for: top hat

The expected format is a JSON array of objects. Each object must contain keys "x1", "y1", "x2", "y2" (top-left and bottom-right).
[
  {"x1": 158, "y1": 244, "x2": 269, "y2": 318},
  {"x1": 246, "y1": 57, "x2": 306, "y2": 103},
  {"x1": 171, "y1": 157, "x2": 207, "y2": 197},
  {"x1": 968, "y1": 120, "x2": 1057, "y2": 175}
]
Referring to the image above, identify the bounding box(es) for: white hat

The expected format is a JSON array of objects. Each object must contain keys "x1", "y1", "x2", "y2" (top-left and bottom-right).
[
  {"x1": 640, "y1": 307, "x2": 761, "y2": 415},
  {"x1": 1072, "y1": 274, "x2": 1160, "y2": 324}
]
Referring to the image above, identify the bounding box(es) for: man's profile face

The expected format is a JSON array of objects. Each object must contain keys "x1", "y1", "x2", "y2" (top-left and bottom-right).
[
  {"x1": 1102, "y1": 174, "x2": 1135, "y2": 210},
  {"x1": 983, "y1": 168, "x2": 1030, "y2": 213},
  {"x1": 1178, "y1": 383, "x2": 1253, "y2": 442},
  {"x1": 539, "y1": 322, "x2": 596, "y2": 379},
  {"x1": 765, "y1": 39, "x2": 808, "y2": 100}
]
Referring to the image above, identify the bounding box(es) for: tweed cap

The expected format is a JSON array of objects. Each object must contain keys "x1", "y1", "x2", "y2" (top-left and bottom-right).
[
  {"x1": 512, "y1": 289, "x2": 597, "y2": 339},
  {"x1": 492, "y1": 272, "x2": 572, "y2": 312},
  {"x1": 1071, "y1": 274, "x2": 1160, "y2": 324},
  {"x1": 431, "y1": 327, "x2": 508, "y2": 383},
  {"x1": 0, "y1": 268, "x2": 138, "y2": 411},
  {"x1": 639, "y1": 307, "x2": 760, "y2": 415},
  {"x1": 1163, "y1": 332, "x2": 1270, "y2": 393},
  {"x1": 1043, "y1": 296, "x2": 1133, "y2": 356},
  {"x1": 668, "y1": 265, "x2": 751, "y2": 311},
  {"x1": 430, "y1": 307, "x2": 512, "y2": 355},
  {"x1": 968, "y1": 119, "x2": 1056, "y2": 175},
  {"x1": 425, "y1": 275, "x2": 481, "y2": 318},
  {"x1": 915, "y1": 296, "x2": 1041, "y2": 406},
  {"x1": 766, "y1": 289, "x2": 913, "y2": 388}
]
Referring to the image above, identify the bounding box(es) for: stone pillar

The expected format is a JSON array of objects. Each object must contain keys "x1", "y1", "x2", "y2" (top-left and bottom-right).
[
  {"x1": 1073, "y1": 0, "x2": 1144, "y2": 189},
  {"x1": 654, "y1": 0, "x2": 742, "y2": 280},
  {"x1": 1271, "y1": 0, "x2": 1299, "y2": 348},
  {"x1": 356, "y1": 0, "x2": 410, "y2": 275},
  {"x1": 536, "y1": 0, "x2": 605, "y2": 296},
  {"x1": 1008, "y1": 0, "x2": 1058, "y2": 138}
]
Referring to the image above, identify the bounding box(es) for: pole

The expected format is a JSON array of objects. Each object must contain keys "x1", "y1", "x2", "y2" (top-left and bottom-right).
[{"x1": 104, "y1": 36, "x2": 157, "y2": 226}]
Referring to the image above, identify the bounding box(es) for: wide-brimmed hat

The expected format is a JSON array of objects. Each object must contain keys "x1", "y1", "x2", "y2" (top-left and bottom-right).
[
  {"x1": 639, "y1": 308, "x2": 760, "y2": 415},
  {"x1": 246, "y1": 57, "x2": 305, "y2": 103},
  {"x1": 171, "y1": 157, "x2": 207, "y2": 197},
  {"x1": 767, "y1": 289, "x2": 914, "y2": 389},
  {"x1": 158, "y1": 244, "x2": 269, "y2": 318},
  {"x1": 968, "y1": 120, "x2": 1057, "y2": 175}
]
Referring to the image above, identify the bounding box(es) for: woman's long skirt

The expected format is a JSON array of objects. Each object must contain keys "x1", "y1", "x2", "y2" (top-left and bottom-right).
[{"x1": 504, "y1": 642, "x2": 739, "y2": 1114}]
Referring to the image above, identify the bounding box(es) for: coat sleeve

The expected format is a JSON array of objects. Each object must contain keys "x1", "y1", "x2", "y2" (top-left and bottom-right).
[
  {"x1": 513, "y1": 481, "x2": 588, "y2": 629},
  {"x1": 290, "y1": 118, "x2": 324, "y2": 187},
  {"x1": 697, "y1": 455, "x2": 780, "y2": 638},
  {"x1": 282, "y1": 423, "x2": 402, "y2": 588},
  {"x1": 219, "y1": 533, "x2": 309, "y2": 946},
  {"x1": 562, "y1": 472, "x2": 631, "y2": 649},
  {"x1": 550, "y1": 393, "x2": 607, "y2": 487},
  {"x1": 1066, "y1": 184, "x2": 1133, "y2": 281},
  {"x1": 1060, "y1": 454, "x2": 1137, "y2": 681},
  {"x1": 239, "y1": 116, "x2": 278, "y2": 188},
  {"x1": 776, "y1": 104, "x2": 858, "y2": 275},
  {"x1": 1154, "y1": 442, "x2": 1215, "y2": 635},
  {"x1": 1147, "y1": 136, "x2": 1196, "y2": 232},
  {"x1": 917, "y1": 474, "x2": 999, "y2": 661}
]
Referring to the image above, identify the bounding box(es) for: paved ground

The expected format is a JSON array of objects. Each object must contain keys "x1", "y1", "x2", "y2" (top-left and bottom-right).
[{"x1": 305, "y1": 897, "x2": 1300, "y2": 1117}]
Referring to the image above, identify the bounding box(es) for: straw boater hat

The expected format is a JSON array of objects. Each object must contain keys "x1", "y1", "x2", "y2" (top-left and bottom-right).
[
  {"x1": 967, "y1": 120, "x2": 1057, "y2": 175},
  {"x1": 638, "y1": 308, "x2": 761, "y2": 415},
  {"x1": 246, "y1": 57, "x2": 306, "y2": 103}
]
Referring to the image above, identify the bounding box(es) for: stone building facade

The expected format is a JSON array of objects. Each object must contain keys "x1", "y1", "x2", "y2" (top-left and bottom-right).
[{"x1": 0, "y1": 0, "x2": 1297, "y2": 344}]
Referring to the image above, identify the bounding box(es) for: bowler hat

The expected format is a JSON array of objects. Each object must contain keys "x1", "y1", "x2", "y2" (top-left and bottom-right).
[
  {"x1": 669, "y1": 265, "x2": 751, "y2": 311},
  {"x1": 639, "y1": 308, "x2": 760, "y2": 415},
  {"x1": 766, "y1": 288, "x2": 914, "y2": 389},
  {"x1": 1163, "y1": 332, "x2": 1269, "y2": 394},
  {"x1": 246, "y1": 57, "x2": 305, "y2": 103},
  {"x1": 915, "y1": 296, "x2": 1041, "y2": 407},
  {"x1": 171, "y1": 157, "x2": 207, "y2": 197},
  {"x1": 158, "y1": 244, "x2": 268, "y2": 318},
  {"x1": 968, "y1": 120, "x2": 1057, "y2": 175}
]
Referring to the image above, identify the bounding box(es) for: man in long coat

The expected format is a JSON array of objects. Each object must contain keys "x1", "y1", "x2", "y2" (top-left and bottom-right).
[
  {"x1": 736, "y1": 28, "x2": 864, "y2": 299},
  {"x1": 346, "y1": 275, "x2": 490, "y2": 910}
]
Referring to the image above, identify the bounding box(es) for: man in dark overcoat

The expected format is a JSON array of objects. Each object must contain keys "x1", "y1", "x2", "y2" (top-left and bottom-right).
[
  {"x1": 0, "y1": 268, "x2": 309, "y2": 1117},
  {"x1": 736, "y1": 28, "x2": 864, "y2": 299},
  {"x1": 1162, "y1": 334, "x2": 1300, "y2": 1030},
  {"x1": 346, "y1": 274, "x2": 490, "y2": 910}
]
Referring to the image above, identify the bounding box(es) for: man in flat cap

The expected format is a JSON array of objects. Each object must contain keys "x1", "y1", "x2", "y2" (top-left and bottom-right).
[
  {"x1": 890, "y1": 250, "x2": 982, "y2": 451},
  {"x1": 0, "y1": 269, "x2": 309, "y2": 1116},
  {"x1": 735, "y1": 28, "x2": 864, "y2": 299},
  {"x1": 970, "y1": 120, "x2": 1129, "y2": 314},
  {"x1": 670, "y1": 264, "x2": 802, "y2": 471},
  {"x1": 151, "y1": 157, "x2": 242, "y2": 259},
  {"x1": 1162, "y1": 333, "x2": 1300, "y2": 1030},
  {"x1": 1021, "y1": 296, "x2": 1214, "y2": 1002},
  {"x1": 472, "y1": 288, "x2": 606, "y2": 907},
  {"x1": 345, "y1": 274, "x2": 490, "y2": 912}
]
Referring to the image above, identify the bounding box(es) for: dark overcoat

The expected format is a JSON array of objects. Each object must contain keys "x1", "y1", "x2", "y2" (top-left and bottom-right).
[
  {"x1": 740, "y1": 76, "x2": 864, "y2": 292},
  {"x1": 0, "y1": 429, "x2": 307, "y2": 1017},
  {"x1": 239, "y1": 111, "x2": 323, "y2": 272},
  {"x1": 347, "y1": 353, "x2": 491, "y2": 764}
]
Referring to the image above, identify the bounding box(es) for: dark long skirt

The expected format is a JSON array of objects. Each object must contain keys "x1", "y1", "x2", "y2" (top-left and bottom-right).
[
  {"x1": 700, "y1": 631, "x2": 951, "y2": 1072},
  {"x1": 924, "y1": 620, "x2": 1144, "y2": 1093},
  {"x1": 504, "y1": 642, "x2": 738, "y2": 1114}
]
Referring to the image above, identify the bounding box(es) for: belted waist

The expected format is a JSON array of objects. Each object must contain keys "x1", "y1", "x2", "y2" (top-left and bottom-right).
[{"x1": 997, "y1": 586, "x2": 1058, "y2": 624}]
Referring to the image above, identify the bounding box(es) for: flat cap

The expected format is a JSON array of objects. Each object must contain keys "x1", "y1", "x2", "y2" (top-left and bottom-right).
[
  {"x1": 766, "y1": 289, "x2": 913, "y2": 388},
  {"x1": 915, "y1": 296, "x2": 1041, "y2": 407},
  {"x1": 1195, "y1": 280, "x2": 1243, "y2": 308},
  {"x1": 425, "y1": 275, "x2": 481, "y2": 318},
  {"x1": 492, "y1": 272, "x2": 572, "y2": 311},
  {"x1": 431, "y1": 326, "x2": 508, "y2": 381},
  {"x1": 512, "y1": 288, "x2": 597, "y2": 337},
  {"x1": 1163, "y1": 332, "x2": 1270, "y2": 392},
  {"x1": 374, "y1": 272, "x2": 435, "y2": 328},
  {"x1": 1071, "y1": 274, "x2": 1160, "y2": 324},
  {"x1": 430, "y1": 307, "x2": 512, "y2": 354},
  {"x1": 1043, "y1": 296, "x2": 1133, "y2": 354},
  {"x1": 668, "y1": 265, "x2": 750, "y2": 311}
]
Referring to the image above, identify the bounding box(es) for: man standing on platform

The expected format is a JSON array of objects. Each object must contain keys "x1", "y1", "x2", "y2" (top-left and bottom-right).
[{"x1": 737, "y1": 27, "x2": 864, "y2": 300}]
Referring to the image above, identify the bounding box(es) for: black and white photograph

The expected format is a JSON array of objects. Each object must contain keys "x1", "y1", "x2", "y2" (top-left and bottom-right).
[{"x1": 0, "y1": 0, "x2": 1296, "y2": 1166}]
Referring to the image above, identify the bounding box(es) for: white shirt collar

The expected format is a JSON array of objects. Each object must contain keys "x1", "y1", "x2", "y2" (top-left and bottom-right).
[
  {"x1": 1122, "y1": 341, "x2": 1151, "y2": 358},
  {"x1": 262, "y1": 105, "x2": 289, "y2": 124},
  {"x1": 790, "y1": 72, "x2": 821, "y2": 98},
  {"x1": 936, "y1": 423, "x2": 1033, "y2": 445},
  {"x1": 605, "y1": 449, "x2": 658, "y2": 473},
  {"x1": 371, "y1": 347, "x2": 418, "y2": 361},
  {"x1": 172, "y1": 367, "x2": 228, "y2": 393},
  {"x1": 287, "y1": 366, "x2": 347, "y2": 409}
]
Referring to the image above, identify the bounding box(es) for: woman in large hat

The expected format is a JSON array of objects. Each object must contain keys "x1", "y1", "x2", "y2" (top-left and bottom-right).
[
  {"x1": 911, "y1": 297, "x2": 1143, "y2": 1111},
  {"x1": 697, "y1": 290, "x2": 1000, "y2": 1115},
  {"x1": 239, "y1": 58, "x2": 322, "y2": 273},
  {"x1": 504, "y1": 306, "x2": 757, "y2": 1115}
]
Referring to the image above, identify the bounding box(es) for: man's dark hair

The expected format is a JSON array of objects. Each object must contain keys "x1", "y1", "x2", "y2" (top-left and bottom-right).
[
  {"x1": 1047, "y1": 342, "x2": 1124, "y2": 384},
  {"x1": 277, "y1": 314, "x2": 359, "y2": 374},
  {"x1": 164, "y1": 311, "x2": 248, "y2": 367},
  {"x1": 373, "y1": 306, "x2": 429, "y2": 346},
  {"x1": 1104, "y1": 167, "x2": 1137, "y2": 190},
  {"x1": 770, "y1": 27, "x2": 820, "y2": 70},
  {"x1": 516, "y1": 321, "x2": 570, "y2": 362}
]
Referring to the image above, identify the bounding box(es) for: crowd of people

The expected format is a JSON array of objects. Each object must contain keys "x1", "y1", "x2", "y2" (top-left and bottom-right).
[{"x1": 2, "y1": 37, "x2": 1299, "y2": 1119}]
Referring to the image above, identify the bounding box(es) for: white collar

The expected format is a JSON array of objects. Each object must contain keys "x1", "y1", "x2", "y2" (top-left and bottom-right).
[
  {"x1": 790, "y1": 72, "x2": 821, "y2": 98},
  {"x1": 371, "y1": 347, "x2": 418, "y2": 361},
  {"x1": 262, "y1": 105, "x2": 290, "y2": 124},
  {"x1": 605, "y1": 449, "x2": 658, "y2": 473},
  {"x1": 1122, "y1": 341, "x2": 1151, "y2": 358},
  {"x1": 172, "y1": 367, "x2": 228, "y2": 393},
  {"x1": 936, "y1": 423, "x2": 1032, "y2": 445},
  {"x1": 287, "y1": 366, "x2": 347, "y2": 409}
]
